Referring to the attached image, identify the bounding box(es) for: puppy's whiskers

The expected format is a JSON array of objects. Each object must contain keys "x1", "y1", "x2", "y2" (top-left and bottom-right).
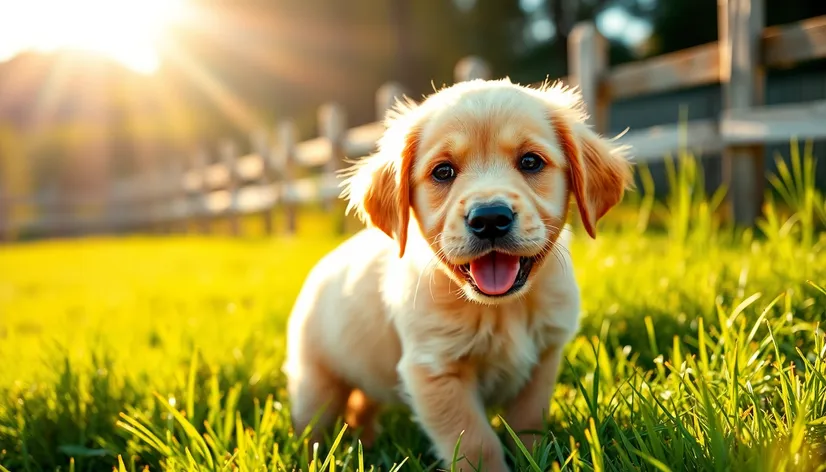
[
  {"x1": 413, "y1": 252, "x2": 441, "y2": 309},
  {"x1": 413, "y1": 243, "x2": 464, "y2": 308},
  {"x1": 551, "y1": 244, "x2": 572, "y2": 274},
  {"x1": 428, "y1": 245, "x2": 462, "y2": 301},
  {"x1": 412, "y1": 234, "x2": 450, "y2": 308}
]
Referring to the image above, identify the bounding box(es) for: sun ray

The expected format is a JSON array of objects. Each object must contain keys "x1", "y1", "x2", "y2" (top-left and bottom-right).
[
  {"x1": 160, "y1": 40, "x2": 261, "y2": 134},
  {"x1": 0, "y1": 0, "x2": 186, "y2": 74}
]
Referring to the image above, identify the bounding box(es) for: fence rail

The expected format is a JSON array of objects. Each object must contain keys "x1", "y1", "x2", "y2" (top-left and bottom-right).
[{"x1": 1, "y1": 0, "x2": 825, "y2": 240}]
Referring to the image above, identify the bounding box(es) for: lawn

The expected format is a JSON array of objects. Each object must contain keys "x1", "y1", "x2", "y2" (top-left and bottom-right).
[{"x1": 1, "y1": 153, "x2": 826, "y2": 471}]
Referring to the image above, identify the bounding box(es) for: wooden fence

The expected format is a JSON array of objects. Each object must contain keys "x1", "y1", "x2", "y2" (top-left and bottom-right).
[{"x1": 1, "y1": 0, "x2": 825, "y2": 241}]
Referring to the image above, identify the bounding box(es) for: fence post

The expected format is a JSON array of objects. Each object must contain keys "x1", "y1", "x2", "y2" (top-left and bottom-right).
[
  {"x1": 168, "y1": 157, "x2": 186, "y2": 234},
  {"x1": 275, "y1": 121, "x2": 299, "y2": 234},
  {"x1": 319, "y1": 103, "x2": 347, "y2": 233},
  {"x1": 569, "y1": 22, "x2": 609, "y2": 133},
  {"x1": 376, "y1": 82, "x2": 407, "y2": 122},
  {"x1": 154, "y1": 159, "x2": 172, "y2": 234},
  {"x1": 102, "y1": 169, "x2": 120, "y2": 235},
  {"x1": 155, "y1": 159, "x2": 171, "y2": 234},
  {"x1": 220, "y1": 139, "x2": 240, "y2": 236},
  {"x1": 144, "y1": 161, "x2": 161, "y2": 234},
  {"x1": 251, "y1": 128, "x2": 273, "y2": 235},
  {"x1": 0, "y1": 183, "x2": 9, "y2": 242},
  {"x1": 454, "y1": 56, "x2": 491, "y2": 83},
  {"x1": 719, "y1": 0, "x2": 765, "y2": 226},
  {"x1": 190, "y1": 148, "x2": 210, "y2": 234}
]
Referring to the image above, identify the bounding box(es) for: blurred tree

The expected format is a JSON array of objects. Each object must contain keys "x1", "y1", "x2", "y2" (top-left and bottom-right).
[
  {"x1": 511, "y1": 0, "x2": 615, "y2": 81},
  {"x1": 388, "y1": 0, "x2": 414, "y2": 86},
  {"x1": 406, "y1": 0, "x2": 473, "y2": 90},
  {"x1": 643, "y1": 0, "x2": 826, "y2": 57},
  {"x1": 461, "y1": 0, "x2": 526, "y2": 77},
  {"x1": 766, "y1": 0, "x2": 826, "y2": 26},
  {"x1": 643, "y1": 0, "x2": 717, "y2": 55}
]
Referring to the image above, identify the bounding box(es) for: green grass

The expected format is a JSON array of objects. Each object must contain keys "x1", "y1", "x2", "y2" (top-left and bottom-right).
[{"x1": 2, "y1": 146, "x2": 826, "y2": 471}]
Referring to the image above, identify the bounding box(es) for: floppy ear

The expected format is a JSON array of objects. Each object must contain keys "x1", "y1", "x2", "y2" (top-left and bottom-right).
[
  {"x1": 552, "y1": 116, "x2": 633, "y2": 239},
  {"x1": 341, "y1": 102, "x2": 420, "y2": 257}
]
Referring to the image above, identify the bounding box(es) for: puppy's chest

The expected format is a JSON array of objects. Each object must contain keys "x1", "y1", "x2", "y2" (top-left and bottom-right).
[{"x1": 455, "y1": 310, "x2": 558, "y2": 405}]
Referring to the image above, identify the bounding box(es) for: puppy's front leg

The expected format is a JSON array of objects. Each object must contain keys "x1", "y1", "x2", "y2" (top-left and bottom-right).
[
  {"x1": 399, "y1": 360, "x2": 509, "y2": 472},
  {"x1": 502, "y1": 345, "x2": 564, "y2": 452}
]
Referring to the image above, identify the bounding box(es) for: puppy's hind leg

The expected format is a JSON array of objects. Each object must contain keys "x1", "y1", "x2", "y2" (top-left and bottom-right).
[
  {"x1": 345, "y1": 389, "x2": 382, "y2": 448},
  {"x1": 287, "y1": 358, "x2": 350, "y2": 445}
]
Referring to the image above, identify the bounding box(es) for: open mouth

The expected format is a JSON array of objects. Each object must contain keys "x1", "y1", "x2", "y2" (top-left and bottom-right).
[{"x1": 459, "y1": 252, "x2": 536, "y2": 297}]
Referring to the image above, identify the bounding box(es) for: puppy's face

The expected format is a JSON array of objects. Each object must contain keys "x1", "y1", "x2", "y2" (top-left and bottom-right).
[
  {"x1": 343, "y1": 79, "x2": 632, "y2": 304},
  {"x1": 409, "y1": 88, "x2": 570, "y2": 301}
]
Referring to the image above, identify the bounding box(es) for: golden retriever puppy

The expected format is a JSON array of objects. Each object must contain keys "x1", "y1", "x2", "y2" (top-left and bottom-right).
[{"x1": 283, "y1": 78, "x2": 632, "y2": 471}]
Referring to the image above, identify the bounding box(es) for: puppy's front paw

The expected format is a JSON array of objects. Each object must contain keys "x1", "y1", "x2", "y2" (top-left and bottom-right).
[
  {"x1": 398, "y1": 360, "x2": 509, "y2": 471},
  {"x1": 508, "y1": 425, "x2": 546, "y2": 457},
  {"x1": 458, "y1": 442, "x2": 509, "y2": 472}
]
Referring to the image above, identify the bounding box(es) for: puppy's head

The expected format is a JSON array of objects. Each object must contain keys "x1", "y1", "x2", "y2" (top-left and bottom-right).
[{"x1": 342, "y1": 79, "x2": 632, "y2": 304}]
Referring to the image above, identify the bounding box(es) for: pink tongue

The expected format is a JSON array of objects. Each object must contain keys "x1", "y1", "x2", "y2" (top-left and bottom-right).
[{"x1": 468, "y1": 252, "x2": 521, "y2": 296}]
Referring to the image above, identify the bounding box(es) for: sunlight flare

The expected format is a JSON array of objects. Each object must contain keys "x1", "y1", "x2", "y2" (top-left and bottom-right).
[{"x1": 0, "y1": 0, "x2": 187, "y2": 74}]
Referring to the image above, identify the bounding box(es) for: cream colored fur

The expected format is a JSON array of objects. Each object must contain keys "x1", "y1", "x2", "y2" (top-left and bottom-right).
[{"x1": 284, "y1": 78, "x2": 632, "y2": 471}]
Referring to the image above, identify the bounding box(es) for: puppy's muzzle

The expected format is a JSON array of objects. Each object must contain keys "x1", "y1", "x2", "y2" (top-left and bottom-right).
[{"x1": 466, "y1": 203, "x2": 514, "y2": 241}]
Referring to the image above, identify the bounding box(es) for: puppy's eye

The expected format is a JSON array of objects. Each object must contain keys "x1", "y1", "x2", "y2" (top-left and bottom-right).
[
  {"x1": 519, "y1": 153, "x2": 544, "y2": 173},
  {"x1": 431, "y1": 163, "x2": 456, "y2": 182}
]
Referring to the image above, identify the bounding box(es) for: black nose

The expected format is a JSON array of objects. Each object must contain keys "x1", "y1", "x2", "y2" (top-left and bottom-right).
[{"x1": 466, "y1": 204, "x2": 514, "y2": 240}]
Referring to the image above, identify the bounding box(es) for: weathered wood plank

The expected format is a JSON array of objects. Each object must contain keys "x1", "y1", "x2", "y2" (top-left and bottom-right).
[
  {"x1": 764, "y1": 15, "x2": 826, "y2": 67},
  {"x1": 295, "y1": 137, "x2": 329, "y2": 167},
  {"x1": 345, "y1": 121, "x2": 384, "y2": 157},
  {"x1": 606, "y1": 43, "x2": 720, "y2": 100},
  {"x1": 182, "y1": 170, "x2": 202, "y2": 192},
  {"x1": 600, "y1": 15, "x2": 826, "y2": 100},
  {"x1": 615, "y1": 120, "x2": 723, "y2": 163},
  {"x1": 199, "y1": 178, "x2": 337, "y2": 212},
  {"x1": 236, "y1": 184, "x2": 278, "y2": 213},
  {"x1": 236, "y1": 153, "x2": 265, "y2": 181},
  {"x1": 204, "y1": 189, "x2": 233, "y2": 214},
  {"x1": 721, "y1": 99, "x2": 826, "y2": 144},
  {"x1": 280, "y1": 177, "x2": 327, "y2": 204},
  {"x1": 719, "y1": 0, "x2": 765, "y2": 227},
  {"x1": 203, "y1": 163, "x2": 231, "y2": 189},
  {"x1": 569, "y1": 22, "x2": 608, "y2": 131}
]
